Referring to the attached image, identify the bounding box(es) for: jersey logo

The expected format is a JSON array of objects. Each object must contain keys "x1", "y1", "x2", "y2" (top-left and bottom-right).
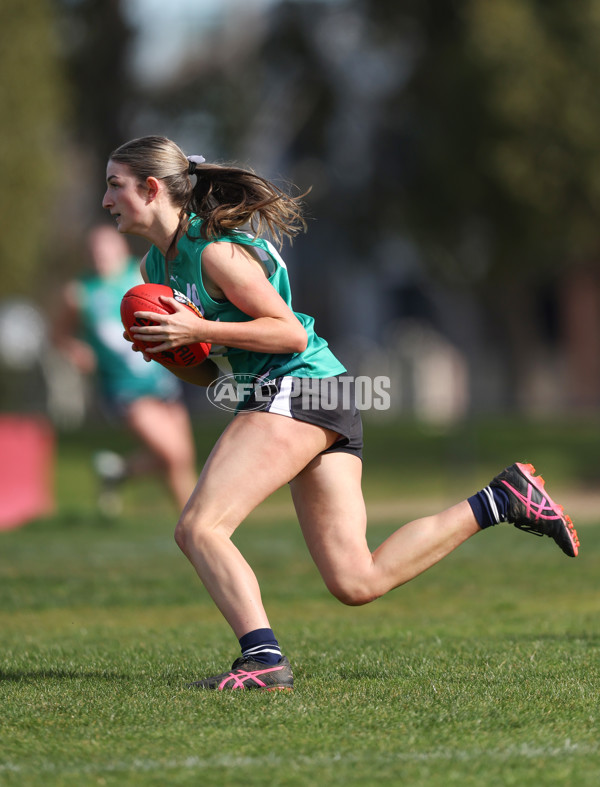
[
  {"x1": 169, "y1": 276, "x2": 205, "y2": 316},
  {"x1": 172, "y1": 288, "x2": 204, "y2": 319}
]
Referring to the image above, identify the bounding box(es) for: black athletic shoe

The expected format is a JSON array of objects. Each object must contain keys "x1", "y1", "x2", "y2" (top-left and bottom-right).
[
  {"x1": 490, "y1": 462, "x2": 580, "y2": 557},
  {"x1": 187, "y1": 655, "x2": 294, "y2": 691}
]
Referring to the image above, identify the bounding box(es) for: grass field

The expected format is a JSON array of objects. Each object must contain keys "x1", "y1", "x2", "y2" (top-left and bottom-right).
[{"x1": 1, "y1": 416, "x2": 599, "y2": 786}]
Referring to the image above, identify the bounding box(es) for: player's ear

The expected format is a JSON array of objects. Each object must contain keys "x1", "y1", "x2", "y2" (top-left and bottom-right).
[{"x1": 145, "y1": 176, "x2": 161, "y2": 203}]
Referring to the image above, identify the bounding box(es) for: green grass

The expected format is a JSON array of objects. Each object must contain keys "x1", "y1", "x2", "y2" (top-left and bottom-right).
[{"x1": 1, "y1": 417, "x2": 600, "y2": 786}]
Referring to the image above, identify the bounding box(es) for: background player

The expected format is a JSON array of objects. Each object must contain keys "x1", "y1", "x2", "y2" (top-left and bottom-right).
[{"x1": 53, "y1": 224, "x2": 198, "y2": 513}]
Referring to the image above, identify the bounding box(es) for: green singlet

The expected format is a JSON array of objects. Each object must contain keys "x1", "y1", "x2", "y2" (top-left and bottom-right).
[
  {"x1": 144, "y1": 217, "x2": 346, "y2": 385},
  {"x1": 77, "y1": 259, "x2": 180, "y2": 405}
]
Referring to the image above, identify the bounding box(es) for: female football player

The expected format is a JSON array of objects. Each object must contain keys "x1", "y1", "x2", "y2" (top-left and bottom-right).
[{"x1": 102, "y1": 135, "x2": 579, "y2": 690}]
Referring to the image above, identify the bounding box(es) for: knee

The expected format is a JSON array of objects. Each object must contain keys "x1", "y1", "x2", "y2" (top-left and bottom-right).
[
  {"x1": 174, "y1": 512, "x2": 205, "y2": 556},
  {"x1": 164, "y1": 449, "x2": 195, "y2": 478},
  {"x1": 174, "y1": 510, "x2": 229, "y2": 558},
  {"x1": 174, "y1": 515, "x2": 190, "y2": 554},
  {"x1": 325, "y1": 576, "x2": 378, "y2": 607}
]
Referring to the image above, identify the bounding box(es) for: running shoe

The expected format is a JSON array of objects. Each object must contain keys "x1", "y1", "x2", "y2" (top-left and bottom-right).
[
  {"x1": 188, "y1": 655, "x2": 294, "y2": 691},
  {"x1": 490, "y1": 462, "x2": 580, "y2": 557}
]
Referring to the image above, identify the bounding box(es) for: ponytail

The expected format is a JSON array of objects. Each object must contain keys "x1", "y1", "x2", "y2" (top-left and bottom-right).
[
  {"x1": 110, "y1": 135, "x2": 308, "y2": 250},
  {"x1": 189, "y1": 163, "x2": 307, "y2": 247}
]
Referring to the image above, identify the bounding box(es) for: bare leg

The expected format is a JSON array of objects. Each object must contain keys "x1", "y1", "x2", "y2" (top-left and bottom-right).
[
  {"x1": 174, "y1": 410, "x2": 480, "y2": 638},
  {"x1": 125, "y1": 397, "x2": 197, "y2": 510},
  {"x1": 174, "y1": 411, "x2": 339, "y2": 637},
  {"x1": 290, "y1": 451, "x2": 480, "y2": 605}
]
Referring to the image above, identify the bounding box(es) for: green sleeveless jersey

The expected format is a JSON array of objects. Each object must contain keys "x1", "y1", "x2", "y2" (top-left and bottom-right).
[
  {"x1": 77, "y1": 260, "x2": 180, "y2": 403},
  {"x1": 145, "y1": 217, "x2": 345, "y2": 383}
]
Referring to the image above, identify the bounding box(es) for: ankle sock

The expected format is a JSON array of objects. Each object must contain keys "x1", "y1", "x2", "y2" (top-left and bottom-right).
[
  {"x1": 239, "y1": 628, "x2": 282, "y2": 665},
  {"x1": 468, "y1": 486, "x2": 510, "y2": 529}
]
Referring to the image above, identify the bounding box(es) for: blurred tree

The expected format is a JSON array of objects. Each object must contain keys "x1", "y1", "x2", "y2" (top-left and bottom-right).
[
  {"x1": 391, "y1": 0, "x2": 600, "y2": 406},
  {"x1": 0, "y1": 0, "x2": 67, "y2": 297},
  {"x1": 40, "y1": 0, "x2": 134, "y2": 289},
  {"x1": 59, "y1": 0, "x2": 132, "y2": 178},
  {"x1": 364, "y1": 0, "x2": 600, "y2": 269},
  {"x1": 466, "y1": 0, "x2": 600, "y2": 263}
]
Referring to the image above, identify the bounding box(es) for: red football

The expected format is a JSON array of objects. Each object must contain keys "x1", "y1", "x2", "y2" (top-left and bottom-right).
[{"x1": 120, "y1": 284, "x2": 211, "y2": 367}]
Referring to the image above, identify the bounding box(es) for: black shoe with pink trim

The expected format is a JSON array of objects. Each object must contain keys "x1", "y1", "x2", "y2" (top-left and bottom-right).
[
  {"x1": 188, "y1": 655, "x2": 294, "y2": 691},
  {"x1": 490, "y1": 462, "x2": 580, "y2": 557}
]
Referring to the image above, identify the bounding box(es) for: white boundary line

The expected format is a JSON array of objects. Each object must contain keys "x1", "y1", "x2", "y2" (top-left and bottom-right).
[{"x1": 0, "y1": 740, "x2": 596, "y2": 776}]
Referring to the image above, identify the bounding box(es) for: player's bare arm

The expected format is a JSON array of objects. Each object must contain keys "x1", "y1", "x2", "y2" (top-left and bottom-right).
[
  {"x1": 198, "y1": 241, "x2": 307, "y2": 353},
  {"x1": 134, "y1": 242, "x2": 307, "y2": 355}
]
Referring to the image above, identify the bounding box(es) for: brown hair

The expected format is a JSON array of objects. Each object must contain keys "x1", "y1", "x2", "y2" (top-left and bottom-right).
[{"x1": 109, "y1": 135, "x2": 307, "y2": 251}]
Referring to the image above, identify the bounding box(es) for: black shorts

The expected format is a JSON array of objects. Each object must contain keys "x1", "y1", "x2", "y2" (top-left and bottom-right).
[{"x1": 240, "y1": 375, "x2": 363, "y2": 460}]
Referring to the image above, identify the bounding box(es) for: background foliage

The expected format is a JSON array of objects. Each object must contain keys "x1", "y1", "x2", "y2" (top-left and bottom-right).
[
  {"x1": 2, "y1": 0, "x2": 600, "y2": 412},
  {"x1": 0, "y1": 0, "x2": 67, "y2": 296}
]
